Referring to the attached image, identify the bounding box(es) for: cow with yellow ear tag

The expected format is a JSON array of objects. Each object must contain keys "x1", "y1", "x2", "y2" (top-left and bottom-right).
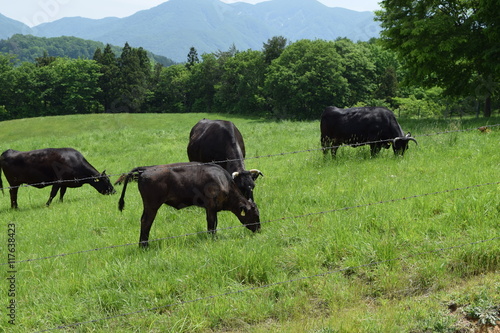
[{"x1": 118, "y1": 162, "x2": 261, "y2": 247}]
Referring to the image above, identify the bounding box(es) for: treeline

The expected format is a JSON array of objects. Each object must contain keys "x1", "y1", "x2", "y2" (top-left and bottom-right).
[{"x1": 0, "y1": 37, "x2": 496, "y2": 121}]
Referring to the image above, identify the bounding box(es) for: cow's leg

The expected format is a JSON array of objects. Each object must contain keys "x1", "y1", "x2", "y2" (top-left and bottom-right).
[
  {"x1": 321, "y1": 137, "x2": 337, "y2": 158},
  {"x1": 9, "y1": 187, "x2": 19, "y2": 209},
  {"x1": 59, "y1": 187, "x2": 67, "y2": 202},
  {"x1": 139, "y1": 203, "x2": 161, "y2": 247},
  {"x1": 206, "y1": 208, "x2": 218, "y2": 234},
  {"x1": 370, "y1": 144, "x2": 382, "y2": 157},
  {"x1": 46, "y1": 185, "x2": 60, "y2": 206},
  {"x1": 321, "y1": 137, "x2": 329, "y2": 157},
  {"x1": 330, "y1": 146, "x2": 338, "y2": 158}
]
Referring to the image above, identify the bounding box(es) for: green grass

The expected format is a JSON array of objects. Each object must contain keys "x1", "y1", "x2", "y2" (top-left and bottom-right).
[{"x1": 0, "y1": 113, "x2": 499, "y2": 332}]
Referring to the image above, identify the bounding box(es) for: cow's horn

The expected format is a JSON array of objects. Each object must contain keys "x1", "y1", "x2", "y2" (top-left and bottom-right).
[
  {"x1": 232, "y1": 172, "x2": 239, "y2": 179},
  {"x1": 249, "y1": 169, "x2": 263, "y2": 177},
  {"x1": 405, "y1": 133, "x2": 418, "y2": 144}
]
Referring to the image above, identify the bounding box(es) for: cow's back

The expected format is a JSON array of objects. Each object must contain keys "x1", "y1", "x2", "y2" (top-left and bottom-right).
[
  {"x1": 0, "y1": 148, "x2": 97, "y2": 185},
  {"x1": 187, "y1": 119, "x2": 245, "y2": 166},
  {"x1": 138, "y1": 162, "x2": 233, "y2": 210},
  {"x1": 321, "y1": 106, "x2": 402, "y2": 142},
  {"x1": 1, "y1": 149, "x2": 62, "y2": 185}
]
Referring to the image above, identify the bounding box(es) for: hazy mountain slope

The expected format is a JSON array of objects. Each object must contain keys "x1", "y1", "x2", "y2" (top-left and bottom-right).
[
  {"x1": 1, "y1": 0, "x2": 381, "y2": 62},
  {"x1": 0, "y1": 13, "x2": 33, "y2": 39}
]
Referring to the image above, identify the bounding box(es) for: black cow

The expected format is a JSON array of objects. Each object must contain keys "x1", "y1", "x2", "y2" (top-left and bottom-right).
[
  {"x1": 0, "y1": 148, "x2": 115, "y2": 208},
  {"x1": 187, "y1": 119, "x2": 263, "y2": 201},
  {"x1": 320, "y1": 106, "x2": 417, "y2": 157},
  {"x1": 118, "y1": 162, "x2": 260, "y2": 247}
]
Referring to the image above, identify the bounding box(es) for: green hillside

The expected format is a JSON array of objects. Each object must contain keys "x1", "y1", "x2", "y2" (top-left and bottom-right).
[
  {"x1": 0, "y1": 113, "x2": 499, "y2": 332},
  {"x1": 0, "y1": 34, "x2": 175, "y2": 66}
]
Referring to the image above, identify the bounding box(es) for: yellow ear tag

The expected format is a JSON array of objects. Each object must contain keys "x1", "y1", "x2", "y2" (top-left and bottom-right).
[{"x1": 241, "y1": 209, "x2": 246, "y2": 217}]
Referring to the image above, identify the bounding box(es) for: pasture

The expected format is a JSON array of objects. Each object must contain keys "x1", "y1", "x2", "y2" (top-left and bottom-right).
[{"x1": 0, "y1": 113, "x2": 499, "y2": 332}]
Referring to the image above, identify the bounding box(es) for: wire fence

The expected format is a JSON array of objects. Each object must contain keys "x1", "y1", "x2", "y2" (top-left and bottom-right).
[
  {"x1": 2, "y1": 123, "x2": 499, "y2": 331},
  {"x1": 2, "y1": 180, "x2": 498, "y2": 266},
  {"x1": 1, "y1": 123, "x2": 498, "y2": 192}
]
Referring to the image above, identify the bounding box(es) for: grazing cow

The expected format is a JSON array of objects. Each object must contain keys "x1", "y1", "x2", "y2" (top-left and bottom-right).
[
  {"x1": 118, "y1": 162, "x2": 261, "y2": 247},
  {"x1": 320, "y1": 106, "x2": 417, "y2": 157},
  {"x1": 0, "y1": 148, "x2": 115, "y2": 208},
  {"x1": 187, "y1": 119, "x2": 263, "y2": 201}
]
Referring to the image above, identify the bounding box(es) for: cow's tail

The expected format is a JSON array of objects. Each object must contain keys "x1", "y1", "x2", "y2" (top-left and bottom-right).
[
  {"x1": 114, "y1": 173, "x2": 128, "y2": 185},
  {"x1": 118, "y1": 167, "x2": 149, "y2": 211},
  {"x1": 118, "y1": 172, "x2": 135, "y2": 212}
]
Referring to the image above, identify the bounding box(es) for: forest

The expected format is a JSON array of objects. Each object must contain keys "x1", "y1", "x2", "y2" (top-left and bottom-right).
[
  {"x1": 0, "y1": 0, "x2": 498, "y2": 121},
  {"x1": 0, "y1": 37, "x2": 493, "y2": 121}
]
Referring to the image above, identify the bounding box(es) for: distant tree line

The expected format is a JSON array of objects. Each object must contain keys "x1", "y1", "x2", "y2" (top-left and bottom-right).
[
  {"x1": 0, "y1": 37, "x2": 497, "y2": 121},
  {"x1": 0, "y1": 34, "x2": 175, "y2": 67}
]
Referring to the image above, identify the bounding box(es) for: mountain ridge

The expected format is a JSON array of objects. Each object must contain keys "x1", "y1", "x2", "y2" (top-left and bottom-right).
[{"x1": 1, "y1": 0, "x2": 381, "y2": 62}]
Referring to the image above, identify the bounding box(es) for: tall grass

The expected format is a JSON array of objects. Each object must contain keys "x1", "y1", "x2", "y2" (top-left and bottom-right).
[{"x1": 0, "y1": 113, "x2": 499, "y2": 332}]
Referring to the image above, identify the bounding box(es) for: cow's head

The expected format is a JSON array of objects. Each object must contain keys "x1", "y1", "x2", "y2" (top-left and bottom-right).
[
  {"x1": 236, "y1": 201, "x2": 261, "y2": 232},
  {"x1": 92, "y1": 171, "x2": 116, "y2": 195},
  {"x1": 392, "y1": 133, "x2": 418, "y2": 155},
  {"x1": 232, "y1": 169, "x2": 263, "y2": 201}
]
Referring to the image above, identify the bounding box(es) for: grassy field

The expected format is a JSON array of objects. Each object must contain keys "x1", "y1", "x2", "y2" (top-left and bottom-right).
[{"x1": 0, "y1": 113, "x2": 499, "y2": 332}]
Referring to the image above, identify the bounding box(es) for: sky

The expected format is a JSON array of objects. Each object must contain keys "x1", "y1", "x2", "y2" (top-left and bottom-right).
[{"x1": 1, "y1": 0, "x2": 381, "y2": 27}]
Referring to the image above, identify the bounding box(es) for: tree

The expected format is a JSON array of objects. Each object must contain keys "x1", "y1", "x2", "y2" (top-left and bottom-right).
[
  {"x1": 0, "y1": 54, "x2": 16, "y2": 120},
  {"x1": 35, "y1": 50, "x2": 57, "y2": 67},
  {"x1": 186, "y1": 47, "x2": 199, "y2": 70},
  {"x1": 215, "y1": 50, "x2": 267, "y2": 115},
  {"x1": 264, "y1": 39, "x2": 348, "y2": 119},
  {"x1": 334, "y1": 38, "x2": 378, "y2": 106},
  {"x1": 375, "y1": 66, "x2": 398, "y2": 104},
  {"x1": 52, "y1": 58, "x2": 102, "y2": 114},
  {"x1": 151, "y1": 64, "x2": 190, "y2": 113},
  {"x1": 94, "y1": 44, "x2": 120, "y2": 112},
  {"x1": 115, "y1": 43, "x2": 152, "y2": 113},
  {"x1": 376, "y1": 0, "x2": 499, "y2": 116},
  {"x1": 215, "y1": 43, "x2": 238, "y2": 61},
  {"x1": 6, "y1": 62, "x2": 41, "y2": 118},
  {"x1": 262, "y1": 36, "x2": 287, "y2": 64},
  {"x1": 365, "y1": 41, "x2": 401, "y2": 105}
]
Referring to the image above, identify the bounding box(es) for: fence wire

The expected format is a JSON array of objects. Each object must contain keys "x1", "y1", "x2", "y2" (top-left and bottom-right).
[
  {"x1": 3, "y1": 181, "x2": 498, "y2": 266},
  {"x1": 36, "y1": 235, "x2": 500, "y2": 332},
  {"x1": 1, "y1": 123, "x2": 498, "y2": 192}
]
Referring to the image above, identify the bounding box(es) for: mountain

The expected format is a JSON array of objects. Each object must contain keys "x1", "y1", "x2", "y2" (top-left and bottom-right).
[
  {"x1": 1, "y1": 0, "x2": 381, "y2": 62},
  {"x1": 0, "y1": 13, "x2": 33, "y2": 39}
]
